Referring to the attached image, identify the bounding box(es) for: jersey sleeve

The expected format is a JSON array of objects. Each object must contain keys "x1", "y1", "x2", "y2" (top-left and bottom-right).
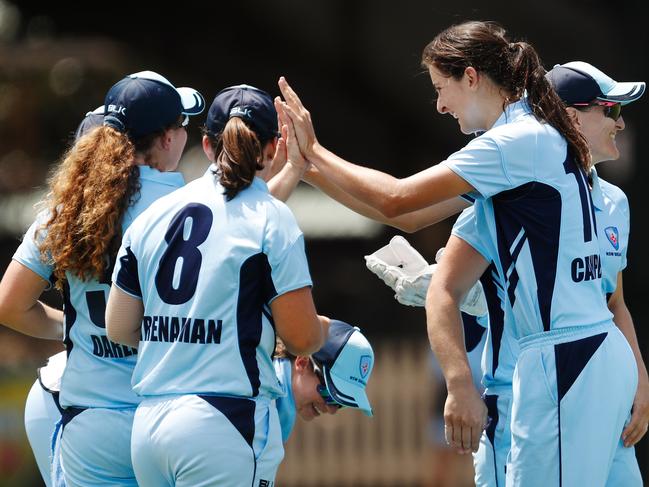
[
  {"x1": 263, "y1": 203, "x2": 313, "y2": 302},
  {"x1": 619, "y1": 193, "x2": 630, "y2": 271},
  {"x1": 442, "y1": 128, "x2": 535, "y2": 199},
  {"x1": 273, "y1": 358, "x2": 296, "y2": 443},
  {"x1": 12, "y1": 213, "x2": 54, "y2": 285},
  {"x1": 111, "y1": 227, "x2": 143, "y2": 299},
  {"x1": 450, "y1": 206, "x2": 491, "y2": 263}
]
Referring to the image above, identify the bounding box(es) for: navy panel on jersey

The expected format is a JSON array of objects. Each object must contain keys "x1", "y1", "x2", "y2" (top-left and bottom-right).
[
  {"x1": 493, "y1": 182, "x2": 561, "y2": 332},
  {"x1": 481, "y1": 264, "x2": 505, "y2": 377},
  {"x1": 238, "y1": 253, "x2": 277, "y2": 397},
  {"x1": 462, "y1": 313, "x2": 487, "y2": 353},
  {"x1": 484, "y1": 394, "x2": 499, "y2": 447},
  {"x1": 62, "y1": 281, "x2": 77, "y2": 356},
  {"x1": 554, "y1": 332, "x2": 607, "y2": 401},
  {"x1": 199, "y1": 395, "x2": 256, "y2": 447},
  {"x1": 115, "y1": 247, "x2": 142, "y2": 298}
]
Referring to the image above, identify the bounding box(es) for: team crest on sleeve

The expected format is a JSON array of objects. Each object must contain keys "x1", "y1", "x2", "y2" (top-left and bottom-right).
[
  {"x1": 604, "y1": 226, "x2": 619, "y2": 250},
  {"x1": 359, "y1": 355, "x2": 372, "y2": 379}
]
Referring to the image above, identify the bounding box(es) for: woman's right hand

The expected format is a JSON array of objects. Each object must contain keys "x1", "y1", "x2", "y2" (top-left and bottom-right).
[
  {"x1": 275, "y1": 98, "x2": 310, "y2": 175},
  {"x1": 278, "y1": 77, "x2": 319, "y2": 159}
]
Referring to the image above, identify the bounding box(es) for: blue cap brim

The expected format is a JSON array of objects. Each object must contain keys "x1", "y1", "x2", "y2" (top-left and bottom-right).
[{"x1": 323, "y1": 366, "x2": 373, "y2": 417}]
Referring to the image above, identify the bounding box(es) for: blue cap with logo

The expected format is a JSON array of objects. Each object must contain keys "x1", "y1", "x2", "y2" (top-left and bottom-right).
[
  {"x1": 313, "y1": 320, "x2": 374, "y2": 416},
  {"x1": 547, "y1": 61, "x2": 645, "y2": 106},
  {"x1": 103, "y1": 71, "x2": 205, "y2": 140},
  {"x1": 206, "y1": 84, "x2": 278, "y2": 141},
  {"x1": 74, "y1": 105, "x2": 104, "y2": 141}
]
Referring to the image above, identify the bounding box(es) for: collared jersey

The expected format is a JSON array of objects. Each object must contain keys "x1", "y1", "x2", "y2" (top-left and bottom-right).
[
  {"x1": 13, "y1": 166, "x2": 185, "y2": 408},
  {"x1": 113, "y1": 169, "x2": 312, "y2": 399},
  {"x1": 443, "y1": 99, "x2": 612, "y2": 339},
  {"x1": 452, "y1": 167, "x2": 630, "y2": 387}
]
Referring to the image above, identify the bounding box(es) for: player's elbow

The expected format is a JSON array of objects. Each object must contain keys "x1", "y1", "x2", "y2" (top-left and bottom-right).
[
  {"x1": 0, "y1": 292, "x2": 21, "y2": 328},
  {"x1": 105, "y1": 319, "x2": 123, "y2": 345},
  {"x1": 378, "y1": 197, "x2": 407, "y2": 219},
  {"x1": 377, "y1": 183, "x2": 414, "y2": 219},
  {"x1": 271, "y1": 287, "x2": 326, "y2": 355},
  {"x1": 283, "y1": 319, "x2": 325, "y2": 356}
]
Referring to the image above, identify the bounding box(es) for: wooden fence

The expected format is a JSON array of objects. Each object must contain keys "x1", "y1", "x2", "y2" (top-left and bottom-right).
[{"x1": 277, "y1": 340, "x2": 463, "y2": 486}]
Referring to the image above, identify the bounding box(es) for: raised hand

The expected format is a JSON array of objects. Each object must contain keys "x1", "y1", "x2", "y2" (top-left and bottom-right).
[
  {"x1": 275, "y1": 97, "x2": 309, "y2": 174},
  {"x1": 278, "y1": 77, "x2": 319, "y2": 158},
  {"x1": 268, "y1": 123, "x2": 288, "y2": 179}
]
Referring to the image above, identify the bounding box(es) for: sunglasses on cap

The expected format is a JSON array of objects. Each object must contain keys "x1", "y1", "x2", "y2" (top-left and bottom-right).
[
  {"x1": 572, "y1": 100, "x2": 622, "y2": 121},
  {"x1": 310, "y1": 358, "x2": 343, "y2": 409}
]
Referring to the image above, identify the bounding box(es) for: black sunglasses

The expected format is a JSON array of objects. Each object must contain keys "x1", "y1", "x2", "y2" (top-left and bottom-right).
[
  {"x1": 573, "y1": 100, "x2": 622, "y2": 121},
  {"x1": 310, "y1": 358, "x2": 343, "y2": 408}
]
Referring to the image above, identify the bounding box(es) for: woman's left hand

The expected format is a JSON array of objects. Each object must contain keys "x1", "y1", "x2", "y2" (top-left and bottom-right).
[{"x1": 622, "y1": 375, "x2": 649, "y2": 447}]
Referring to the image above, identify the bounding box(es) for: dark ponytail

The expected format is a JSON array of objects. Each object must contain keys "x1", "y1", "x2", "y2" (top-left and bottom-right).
[
  {"x1": 206, "y1": 117, "x2": 266, "y2": 200},
  {"x1": 422, "y1": 21, "x2": 591, "y2": 171}
]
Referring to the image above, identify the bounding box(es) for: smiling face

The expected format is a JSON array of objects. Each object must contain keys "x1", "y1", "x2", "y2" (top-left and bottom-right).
[
  {"x1": 571, "y1": 104, "x2": 625, "y2": 164},
  {"x1": 291, "y1": 356, "x2": 340, "y2": 421},
  {"x1": 428, "y1": 65, "x2": 497, "y2": 135}
]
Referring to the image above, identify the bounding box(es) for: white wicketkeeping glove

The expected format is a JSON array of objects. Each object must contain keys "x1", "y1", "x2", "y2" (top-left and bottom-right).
[
  {"x1": 394, "y1": 246, "x2": 488, "y2": 316},
  {"x1": 460, "y1": 280, "x2": 488, "y2": 317},
  {"x1": 365, "y1": 236, "x2": 430, "y2": 291},
  {"x1": 394, "y1": 264, "x2": 437, "y2": 307}
]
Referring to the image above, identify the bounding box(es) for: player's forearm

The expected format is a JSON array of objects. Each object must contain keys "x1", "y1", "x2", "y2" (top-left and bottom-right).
[
  {"x1": 304, "y1": 165, "x2": 407, "y2": 228},
  {"x1": 305, "y1": 167, "x2": 468, "y2": 232},
  {"x1": 268, "y1": 161, "x2": 307, "y2": 203},
  {"x1": 0, "y1": 302, "x2": 63, "y2": 340},
  {"x1": 426, "y1": 289, "x2": 473, "y2": 390},
  {"x1": 308, "y1": 144, "x2": 408, "y2": 217},
  {"x1": 106, "y1": 285, "x2": 143, "y2": 348}
]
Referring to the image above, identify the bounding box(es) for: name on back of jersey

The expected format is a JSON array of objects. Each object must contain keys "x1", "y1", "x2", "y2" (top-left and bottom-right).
[
  {"x1": 91, "y1": 334, "x2": 138, "y2": 359},
  {"x1": 141, "y1": 315, "x2": 223, "y2": 344}
]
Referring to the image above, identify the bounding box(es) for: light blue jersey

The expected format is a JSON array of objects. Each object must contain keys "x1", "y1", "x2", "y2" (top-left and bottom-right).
[
  {"x1": 442, "y1": 99, "x2": 612, "y2": 339},
  {"x1": 591, "y1": 168, "x2": 629, "y2": 298},
  {"x1": 452, "y1": 170, "x2": 640, "y2": 486},
  {"x1": 112, "y1": 168, "x2": 312, "y2": 399},
  {"x1": 274, "y1": 358, "x2": 297, "y2": 442},
  {"x1": 13, "y1": 166, "x2": 184, "y2": 409}
]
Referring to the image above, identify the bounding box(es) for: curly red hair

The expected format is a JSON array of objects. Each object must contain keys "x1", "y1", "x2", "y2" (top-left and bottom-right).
[{"x1": 39, "y1": 126, "x2": 140, "y2": 288}]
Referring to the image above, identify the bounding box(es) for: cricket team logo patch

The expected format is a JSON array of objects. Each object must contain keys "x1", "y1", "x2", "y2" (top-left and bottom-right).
[
  {"x1": 359, "y1": 355, "x2": 371, "y2": 379},
  {"x1": 605, "y1": 226, "x2": 619, "y2": 251}
]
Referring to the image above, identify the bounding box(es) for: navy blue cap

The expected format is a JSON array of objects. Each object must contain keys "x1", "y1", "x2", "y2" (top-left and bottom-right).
[
  {"x1": 74, "y1": 105, "x2": 104, "y2": 141},
  {"x1": 547, "y1": 61, "x2": 645, "y2": 106},
  {"x1": 206, "y1": 84, "x2": 278, "y2": 141},
  {"x1": 313, "y1": 320, "x2": 374, "y2": 416},
  {"x1": 104, "y1": 71, "x2": 205, "y2": 140}
]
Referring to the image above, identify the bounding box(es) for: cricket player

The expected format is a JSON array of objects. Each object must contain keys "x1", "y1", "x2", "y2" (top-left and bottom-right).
[
  {"x1": 105, "y1": 84, "x2": 328, "y2": 487},
  {"x1": 368, "y1": 61, "x2": 646, "y2": 486},
  {"x1": 0, "y1": 71, "x2": 205, "y2": 487}
]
